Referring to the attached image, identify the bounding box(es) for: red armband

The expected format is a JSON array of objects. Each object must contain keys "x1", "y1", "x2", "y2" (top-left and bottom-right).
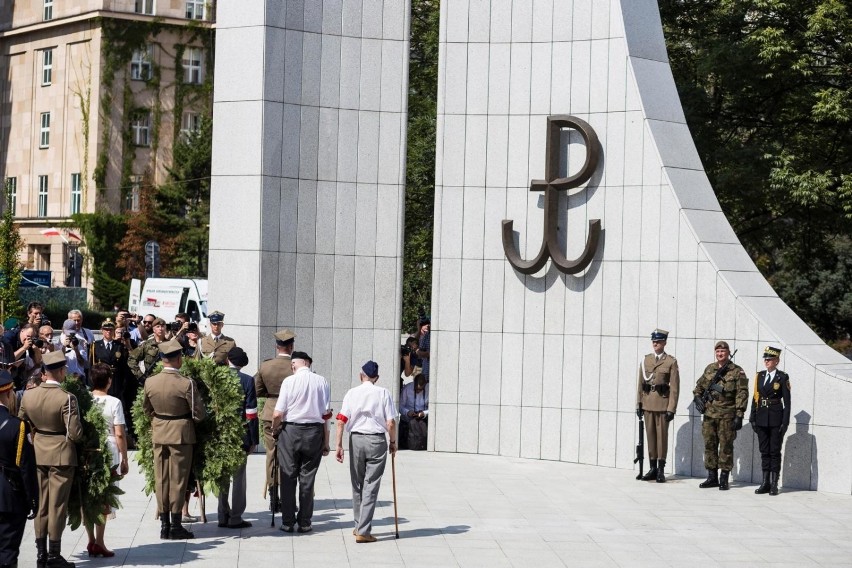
[{"x1": 336, "y1": 413, "x2": 348, "y2": 424}]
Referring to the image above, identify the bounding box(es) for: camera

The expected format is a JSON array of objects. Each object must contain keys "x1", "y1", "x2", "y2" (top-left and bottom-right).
[
  {"x1": 70, "y1": 337, "x2": 79, "y2": 347},
  {"x1": 168, "y1": 321, "x2": 182, "y2": 332},
  {"x1": 34, "y1": 339, "x2": 44, "y2": 349},
  {"x1": 187, "y1": 322, "x2": 198, "y2": 333},
  {"x1": 400, "y1": 345, "x2": 412, "y2": 357},
  {"x1": 123, "y1": 331, "x2": 132, "y2": 340}
]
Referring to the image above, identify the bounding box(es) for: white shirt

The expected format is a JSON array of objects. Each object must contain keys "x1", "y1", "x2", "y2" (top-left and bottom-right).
[
  {"x1": 338, "y1": 381, "x2": 396, "y2": 434},
  {"x1": 274, "y1": 367, "x2": 330, "y2": 424},
  {"x1": 764, "y1": 370, "x2": 775, "y2": 387}
]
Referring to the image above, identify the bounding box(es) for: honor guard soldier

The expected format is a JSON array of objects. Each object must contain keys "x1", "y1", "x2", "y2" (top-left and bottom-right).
[
  {"x1": 142, "y1": 339, "x2": 206, "y2": 540},
  {"x1": 89, "y1": 319, "x2": 130, "y2": 400},
  {"x1": 693, "y1": 341, "x2": 749, "y2": 490},
  {"x1": 749, "y1": 346, "x2": 791, "y2": 495},
  {"x1": 18, "y1": 350, "x2": 83, "y2": 568},
  {"x1": 635, "y1": 329, "x2": 680, "y2": 483},
  {"x1": 196, "y1": 311, "x2": 235, "y2": 366},
  {"x1": 0, "y1": 371, "x2": 37, "y2": 568},
  {"x1": 254, "y1": 329, "x2": 295, "y2": 498}
]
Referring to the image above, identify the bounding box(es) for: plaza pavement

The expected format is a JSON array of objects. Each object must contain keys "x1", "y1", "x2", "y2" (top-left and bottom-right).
[{"x1": 15, "y1": 450, "x2": 852, "y2": 567}]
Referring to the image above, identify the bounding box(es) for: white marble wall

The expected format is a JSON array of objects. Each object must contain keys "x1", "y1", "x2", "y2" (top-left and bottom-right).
[
  {"x1": 431, "y1": 0, "x2": 851, "y2": 493},
  {"x1": 208, "y1": 1, "x2": 409, "y2": 417}
]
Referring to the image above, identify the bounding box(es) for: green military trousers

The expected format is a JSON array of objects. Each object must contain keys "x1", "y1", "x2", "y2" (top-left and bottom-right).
[{"x1": 702, "y1": 415, "x2": 737, "y2": 471}]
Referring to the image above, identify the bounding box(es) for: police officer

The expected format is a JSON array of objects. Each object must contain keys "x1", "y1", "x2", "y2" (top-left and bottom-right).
[
  {"x1": 693, "y1": 341, "x2": 749, "y2": 490},
  {"x1": 89, "y1": 319, "x2": 131, "y2": 400},
  {"x1": 635, "y1": 329, "x2": 679, "y2": 483},
  {"x1": 749, "y1": 346, "x2": 791, "y2": 496},
  {"x1": 254, "y1": 329, "x2": 295, "y2": 498},
  {"x1": 195, "y1": 311, "x2": 235, "y2": 365},
  {"x1": 0, "y1": 370, "x2": 37, "y2": 568},
  {"x1": 18, "y1": 350, "x2": 83, "y2": 568},
  {"x1": 141, "y1": 339, "x2": 206, "y2": 540}
]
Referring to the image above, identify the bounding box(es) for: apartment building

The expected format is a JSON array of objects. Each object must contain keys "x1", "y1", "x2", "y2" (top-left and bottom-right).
[{"x1": 0, "y1": 0, "x2": 214, "y2": 288}]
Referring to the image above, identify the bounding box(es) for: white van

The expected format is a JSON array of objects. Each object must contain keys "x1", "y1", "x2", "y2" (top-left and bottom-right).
[{"x1": 128, "y1": 278, "x2": 208, "y2": 328}]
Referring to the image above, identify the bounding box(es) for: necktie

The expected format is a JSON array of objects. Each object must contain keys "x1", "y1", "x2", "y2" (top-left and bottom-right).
[
  {"x1": 106, "y1": 342, "x2": 112, "y2": 351},
  {"x1": 764, "y1": 372, "x2": 772, "y2": 387}
]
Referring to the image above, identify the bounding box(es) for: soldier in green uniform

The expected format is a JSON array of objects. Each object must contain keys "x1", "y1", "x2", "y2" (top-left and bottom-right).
[
  {"x1": 693, "y1": 341, "x2": 749, "y2": 490},
  {"x1": 635, "y1": 329, "x2": 679, "y2": 483},
  {"x1": 195, "y1": 311, "x2": 235, "y2": 366},
  {"x1": 141, "y1": 339, "x2": 206, "y2": 540},
  {"x1": 128, "y1": 318, "x2": 168, "y2": 386}
]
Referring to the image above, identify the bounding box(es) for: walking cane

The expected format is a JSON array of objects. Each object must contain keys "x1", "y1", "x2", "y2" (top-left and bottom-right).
[{"x1": 391, "y1": 452, "x2": 399, "y2": 539}]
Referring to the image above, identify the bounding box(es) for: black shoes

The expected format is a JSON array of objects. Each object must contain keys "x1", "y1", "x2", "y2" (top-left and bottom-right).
[
  {"x1": 699, "y1": 469, "x2": 719, "y2": 488},
  {"x1": 769, "y1": 472, "x2": 779, "y2": 496},
  {"x1": 641, "y1": 459, "x2": 658, "y2": 481},
  {"x1": 719, "y1": 470, "x2": 730, "y2": 490},
  {"x1": 46, "y1": 540, "x2": 74, "y2": 568},
  {"x1": 656, "y1": 460, "x2": 666, "y2": 483},
  {"x1": 169, "y1": 512, "x2": 195, "y2": 539},
  {"x1": 755, "y1": 471, "x2": 771, "y2": 494}
]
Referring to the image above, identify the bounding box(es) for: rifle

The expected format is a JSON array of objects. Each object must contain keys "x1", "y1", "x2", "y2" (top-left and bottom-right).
[
  {"x1": 269, "y1": 433, "x2": 280, "y2": 526},
  {"x1": 634, "y1": 411, "x2": 644, "y2": 480},
  {"x1": 695, "y1": 349, "x2": 738, "y2": 414}
]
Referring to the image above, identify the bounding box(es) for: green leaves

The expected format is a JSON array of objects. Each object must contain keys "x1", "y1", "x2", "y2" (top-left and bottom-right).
[{"x1": 0, "y1": 179, "x2": 24, "y2": 320}]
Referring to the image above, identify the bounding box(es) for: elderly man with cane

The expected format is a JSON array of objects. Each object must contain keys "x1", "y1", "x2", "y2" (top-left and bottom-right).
[{"x1": 335, "y1": 361, "x2": 398, "y2": 543}]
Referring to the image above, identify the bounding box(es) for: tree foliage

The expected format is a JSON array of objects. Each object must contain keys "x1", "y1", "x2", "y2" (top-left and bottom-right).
[
  {"x1": 660, "y1": 0, "x2": 852, "y2": 341},
  {"x1": 0, "y1": 179, "x2": 24, "y2": 320},
  {"x1": 72, "y1": 211, "x2": 129, "y2": 309}
]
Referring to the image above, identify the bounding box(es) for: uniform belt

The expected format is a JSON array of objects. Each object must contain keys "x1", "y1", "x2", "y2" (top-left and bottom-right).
[
  {"x1": 759, "y1": 398, "x2": 782, "y2": 407},
  {"x1": 154, "y1": 413, "x2": 192, "y2": 420},
  {"x1": 284, "y1": 421, "x2": 322, "y2": 426},
  {"x1": 36, "y1": 429, "x2": 66, "y2": 436},
  {"x1": 352, "y1": 432, "x2": 385, "y2": 436}
]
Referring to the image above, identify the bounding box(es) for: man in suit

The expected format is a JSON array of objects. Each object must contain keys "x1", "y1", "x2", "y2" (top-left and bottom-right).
[
  {"x1": 635, "y1": 329, "x2": 680, "y2": 483},
  {"x1": 89, "y1": 319, "x2": 131, "y2": 400},
  {"x1": 749, "y1": 346, "x2": 791, "y2": 496},
  {"x1": 254, "y1": 329, "x2": 295, "y2": 497},
  {"x1": 0, "y1": 370, "x2": 37, "y2": 568},
  {"x1": 195, "y1": 311, "x2": 235, "y2": 366},
  {"x1": 217, "y1": 347, "x2": 259, "y2": 529},
  {"x1": 142, "y1": 339, "x2": 206, "y2": 540},
  {"x1": 18, "y1": 350, "x2": 83, "y2": 568}
]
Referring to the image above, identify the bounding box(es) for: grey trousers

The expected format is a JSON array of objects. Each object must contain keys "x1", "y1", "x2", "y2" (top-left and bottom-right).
[
  {"x1": 277, "y1": 422, "x2": 324, "y2": 527},
  {"x1": 349, "y1": 433, "x2": 388, "y2": 536},
  {"x1": 217, "y1": 452, "x2": 248, "y2": 525}
]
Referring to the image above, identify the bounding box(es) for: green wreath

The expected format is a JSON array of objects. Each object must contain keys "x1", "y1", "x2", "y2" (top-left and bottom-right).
[
  {"x1": 62, "y1": 377, "x2": 124, "y2": 530},
  {"x1": 131, "y1": 358, "x2": 247, "y2": 498}
]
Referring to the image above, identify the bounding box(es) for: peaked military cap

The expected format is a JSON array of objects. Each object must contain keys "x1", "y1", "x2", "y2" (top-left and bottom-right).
[
  {"x1": 158, "y1": 339, "x2": 183, "y2": 358},
  {"x1": 100, "y1": 318, "x2": 116, "y2": 330},
  {"x1": 651, "y1": 329, "x2": 669, "y2": 341},
  {"x1": 43, "y1": 350, "x2": 67, "y2": 370},
  {"x1": 763, "y1": 346, "x2": 782, "y2": 359},
  {"x1": 209, "y1": 311, "x2": 225, "y2": 323},
  {"x1": 275, "y1": 328, "x2": 296, "y2": 343}
]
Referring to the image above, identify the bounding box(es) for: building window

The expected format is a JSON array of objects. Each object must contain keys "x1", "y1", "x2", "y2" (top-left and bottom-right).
[
  {"x1": 135, "y1": 0, "x2": 155, "y2": 15},
  {"x1": 126, "y1": 176, "x2": 142, "y2": 212},
  {"x1": 43, "y1": 0, "x2": 53, "y2": 21},
  {"x1": 5, "y1": 177, "x2": 16, "y2": 217},
  {"x1": 42, "y1": 49, "x2": 53, "y2": 86},
  {"x1": 182, "y1": 48, "x2": 203, "y2": 84},
  {"x1": 70, "y1": 173, "x2": 82, "y2": 215},
  {"x1": 181, "y1": 112, "x2": 201, "y2": 137},
  {"x1": 131, "y1": 113, "x2": 151, "y2": 147},
  {"x1": 38, "y1": 175, "x2": 48, "y2": 217},
  {"x1": 185, "y1": 0, "x2": 205, "y2": 20},
  {"x1": 130, "y1": 46, "x2": 153, "y2": 81},
  {"x1": 39, "y1": 112, "x2": 51, "y2": 148}
]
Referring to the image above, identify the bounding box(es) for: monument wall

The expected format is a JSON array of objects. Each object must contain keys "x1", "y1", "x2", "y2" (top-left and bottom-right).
[
  {"x1": 429, "y1": 0, "x2": 851, "y2": 493},
  {"x1": 208, "y1": 1, "x2": 410, "y2": 413}
]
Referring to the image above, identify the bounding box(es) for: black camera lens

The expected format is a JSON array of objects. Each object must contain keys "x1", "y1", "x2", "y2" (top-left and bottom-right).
[
  {"x1": 187, "y1": 322, "x2": 198, "y2": 332},
  {"x1": 123, "y1": 332, "x2": 131, "y2": 340},
  {"x1": 34, "y1": 339, "x2": 44, "y2": 348},
  {"x1": 71, "y1": 338, "x2": 79, "y2": 347}
]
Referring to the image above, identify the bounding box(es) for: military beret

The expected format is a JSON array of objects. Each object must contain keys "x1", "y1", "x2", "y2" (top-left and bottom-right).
[
  {"x1": 158, "y1": 339, "x2": 183, "y2": 358},
  {"x1": 714, "y1": 340, "x2": 730, "y2": 351},
  {"x1": 274, "y1": 328, "x2": 296, "y2": 343},
  {"x1": 0, "y1": 370, "x2": 13, "y2": 393},
  {"x1": 152, "y1": 318, "x2": 166, "y2": 327},
  {"x1": 101, "y1": 318, "x2": 116, "y2": 330},
  {"x1": 209, "y1": 311, "x2": 225, "y2": 323},
  {"x1": 763, "y1": 346, "x2": 782, "y2": 359},
  {"x1": 227, "y1": 346, "x2": 249, "y2": 367},
  {"x1": 43, "y1": 350, "x2": 67, "y2": 370},
  {"x1": 651, "y1": 329, "x2": 669, "y2": 341},
  {"x1": 362, "y1": 360, "x2": 379, "y2": 378},
  {"x1": 291, "y1": 351, "x2": 310, "y2": 362}
]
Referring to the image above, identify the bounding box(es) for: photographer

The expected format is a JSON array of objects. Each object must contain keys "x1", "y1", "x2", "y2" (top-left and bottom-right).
[
  {"x1": 400, "y1": 337, "x2": 421, "y2": 381},
  {"x1": 116, "y1": 311, "x2": 145, "y2": 342},
  {"x1": 10, "y1": 324, "x2": 43, "y2": 390},
  {"x1": 59, "y1": 319, "x2": 87, "y2": 380}
]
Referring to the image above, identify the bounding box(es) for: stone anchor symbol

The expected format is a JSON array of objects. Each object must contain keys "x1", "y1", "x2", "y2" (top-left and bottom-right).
[{"x1": 502, "y1": 115, "x2": 602, "y2": 275}]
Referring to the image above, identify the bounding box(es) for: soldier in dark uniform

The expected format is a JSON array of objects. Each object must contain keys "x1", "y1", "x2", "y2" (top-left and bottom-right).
[
  {"x1": 89, "y1": 319, "x2": 131, "y2": 400},
  {"x1": 0, "y1": 370, "x2": 37, "y2": 568},
  {"x1": 635, "y1": 329, "x2": 680, "y2": 483},
  {"x1": 18, "y1": 350, "x2": 83, "y2": 568},
  {"x1": 142, "y1": 339, "x2": 206, "y2": 540},
  {"x1": 254, "y1": 329, "x2": 295, "y2": 497},
  {"x1": 693, "y1": 341, "x2": 749, "y2": 490},
  {"x1": 195, "y1": 311, "x2": 236, "y2": 366},
  {"x1": 749, "y1": 346, "x2": 791, "y2": 496}
]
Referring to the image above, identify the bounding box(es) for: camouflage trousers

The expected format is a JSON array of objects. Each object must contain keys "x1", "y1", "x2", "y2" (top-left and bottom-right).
[{"x1": 702, "y1": 415, "x2": 738, "y2": 471}]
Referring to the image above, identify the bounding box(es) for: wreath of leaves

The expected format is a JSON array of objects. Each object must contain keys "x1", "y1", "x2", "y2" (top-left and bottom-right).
[
  {"x1": 62, "y1": 377, "x2": 124, "y2": 530},
  {"x1": 131, "y1": 358, "x2": 247, "y2": 498}
]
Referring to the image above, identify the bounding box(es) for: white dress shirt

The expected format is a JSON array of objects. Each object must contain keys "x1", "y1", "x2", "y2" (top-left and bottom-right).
[
  {"x1": 338, "y1": 381, "x2": 396, "y2": 434},
  {"x1": 274, "y1": 367, "x2": 330, "y2": 424}
]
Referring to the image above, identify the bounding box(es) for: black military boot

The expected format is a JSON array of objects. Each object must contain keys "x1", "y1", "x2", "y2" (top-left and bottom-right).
[
  {"x1": 656, "y1": 460, "x2": 666, "y2": 483},
  {"x1": 755, "y1": 471, "x2": 771, "y2": 494},
  {"x1": 769, "y1": 471, "x2": 779, "y2": 496},
  {"x1": 46, "y1": 540, "x2": 74, "y2": 568},
  {"x1": 719, "y1": 470, "x2": 730, "y2": 490},
  {"x1": 36, "y1": 537, "x2": 48, "y2": 568},
  {"x1": 159, "y1": 512, "x2": 171, "y2": 539},
  {"x1": 169, "y1": 512, "x2": 195, "y2": 539},
  {"x1": 698, "y1": 469, "x2": 719, "y2": 488},
  {"x1": 641, "y1": 459, "x2": 658, "y2": 481}
]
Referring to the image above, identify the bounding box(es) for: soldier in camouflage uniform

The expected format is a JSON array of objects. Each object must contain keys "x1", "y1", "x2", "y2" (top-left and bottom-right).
[
  {"x1": 128, "y1": 318, "x2": 168, "y2": 387},
  {"x1": 692, "y1": 341, "x2": 749, "y2": 490}
]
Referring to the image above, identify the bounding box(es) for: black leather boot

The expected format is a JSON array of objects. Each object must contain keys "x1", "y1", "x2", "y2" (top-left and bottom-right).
[
  {"x1": 769, "y1": 471, "x2": 779, "y2": 496},
  {"x1": 755, "y1": 471, "x2": 771, "y2": 494},
  {"x1": 169, "y1": 512, "x2": 195, "y2": 539},
  {"x1": 159, "y1": 512, "x2": 171, "y2": 539},
  {"x1": 36, "y1": 537, "x2": 47, "y2": 568},
  {"x1": 641, "y1": 459, "x2": 658, "y2": 481},
  {"x1": 699, "y1": 469, "x2": 719, "y2": 488},
  {"x1": 656, "y1": 460, "x2": 666, "y2": 483},
  {"x1": 46, "y1": 540, "x2": 74, "y2": 568},
  {"x1": 719, "y1": 470, "x2": 730, "y2": 490}
]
